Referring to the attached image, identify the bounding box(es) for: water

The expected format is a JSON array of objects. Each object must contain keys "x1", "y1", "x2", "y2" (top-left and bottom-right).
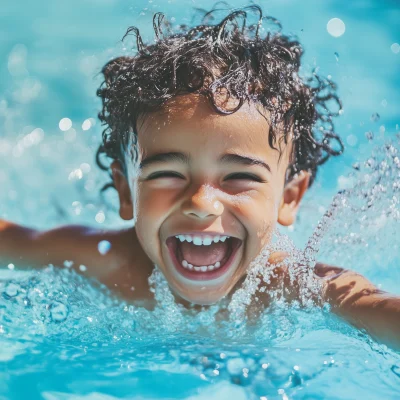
[
  {"x1": 2, "y1": 145, "x2": 400, "y2": 398},
  {"x1": 0, "y1": 250, "x2": 399, "y2": 399},
  {"x1": 1, "y1": 0, "x2": 400, "y2": 398}
]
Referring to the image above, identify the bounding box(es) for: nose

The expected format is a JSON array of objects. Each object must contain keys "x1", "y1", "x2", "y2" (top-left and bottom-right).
[{"x1": 181, "y1": 184, "x2": 224, "y2": 219}]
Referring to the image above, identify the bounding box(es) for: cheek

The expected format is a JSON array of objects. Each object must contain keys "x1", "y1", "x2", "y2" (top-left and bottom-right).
[
  {"x1": 136, "y1": 184, "x2": 176, "y2": 220},
  {"x1": 135, "y1": 184, "x2": 179, "y2": 246},
  {"x1": 231, "y1": 192, "x2": 279, "y2": 247},
  {"x1": 135, "y1": 190, "x2": 168, "y2": 262},
  {"x1": 232, "y1": 191, "x2": 278, "y2": 225}
]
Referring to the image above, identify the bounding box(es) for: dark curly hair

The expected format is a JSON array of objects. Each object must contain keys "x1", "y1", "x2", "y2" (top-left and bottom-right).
[{"x1": 96, "y1": 4, "x2": 343, "y2": 190}]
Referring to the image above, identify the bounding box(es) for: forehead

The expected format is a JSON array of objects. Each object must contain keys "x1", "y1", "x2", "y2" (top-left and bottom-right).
[{"x1": 137, "y1": 94, "x2": 290, "y2": 163}]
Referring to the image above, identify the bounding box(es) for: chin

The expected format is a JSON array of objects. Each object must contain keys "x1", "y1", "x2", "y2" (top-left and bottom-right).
[
  {"x1": 176, "y1": 288, "x2": 227, "y2": 306},
  {"x1": 164, "y1": 270, "x2": 239, "y2": 306}
]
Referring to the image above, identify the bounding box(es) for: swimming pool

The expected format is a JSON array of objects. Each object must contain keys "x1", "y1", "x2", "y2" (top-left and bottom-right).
[{"x1": 1, "y1": 0, "x2": 400, "y2": 398}]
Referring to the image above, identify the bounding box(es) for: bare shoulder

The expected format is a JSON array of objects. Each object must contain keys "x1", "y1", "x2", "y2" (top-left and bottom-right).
[
  {"x1": 34, "y1": 224, "x2": 136, "y2": 272},
  {"x1": 1, "y1": 221, "x2": 154, "y2": 299},
  {"x1": 36, "y1": 225, "x2": 154, "y2": 297}
]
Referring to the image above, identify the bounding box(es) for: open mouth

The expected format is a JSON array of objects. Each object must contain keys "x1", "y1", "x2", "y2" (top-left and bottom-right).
[{"x1": 165, "y1": 234, "x2": 243, "y2": 281}]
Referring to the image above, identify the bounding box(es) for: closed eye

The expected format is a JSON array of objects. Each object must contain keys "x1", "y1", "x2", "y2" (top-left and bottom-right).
[
  {"x1": 225, "y1": 173, "x2": 267, "y2": 183},
  {"x1": 146, "y1": 171, "x2": 185, "y2": 180}
]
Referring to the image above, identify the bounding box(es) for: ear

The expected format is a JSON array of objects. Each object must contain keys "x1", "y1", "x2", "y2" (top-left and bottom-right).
[
  {"x1": 277, "y1": 171, "x2": 310, "y2": 226},
  {"x1": 111, "y1": 160, "x2": 133, "y2": 220}
]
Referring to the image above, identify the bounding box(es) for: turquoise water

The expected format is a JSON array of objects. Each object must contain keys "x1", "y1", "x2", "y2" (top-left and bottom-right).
[{"x1": 1, "y1": 0, "x2": 400, "y2": 399}]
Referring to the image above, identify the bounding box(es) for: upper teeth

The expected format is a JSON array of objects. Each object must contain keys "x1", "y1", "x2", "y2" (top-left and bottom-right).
[{"x1": 175, "y1": 234, "x2": 229, "y2": 245}]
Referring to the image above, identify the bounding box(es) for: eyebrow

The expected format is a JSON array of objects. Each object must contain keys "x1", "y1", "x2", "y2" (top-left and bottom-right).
[
  {"x1": 139, "y1": 151, "x2": 271, "y2": 172},
  {"x1": 139, "y1": 152, "x2": 190, "y2": 169},
  {"x1": 220, "y1": 153, "x2": 271, "y2": 172}
]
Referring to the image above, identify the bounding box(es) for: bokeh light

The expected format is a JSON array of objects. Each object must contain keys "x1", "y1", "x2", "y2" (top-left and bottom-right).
[
  {"x1": 59, "y1": 118, "x2": 72, "y2": 131},
  {"x1": 391, "y1": 43, "x2": 400, "y2": 54},
  {"x1": 327, "y1": 18, "x2": 346, "y2": 37}
]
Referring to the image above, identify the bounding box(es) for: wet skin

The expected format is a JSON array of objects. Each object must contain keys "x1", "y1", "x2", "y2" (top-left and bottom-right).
[
  {"x1": 0, "y1": 94, "x2": 399, "y2": 349},
  {"x1": 112, "y1": 94, "x2": 310, "y2": 304}
]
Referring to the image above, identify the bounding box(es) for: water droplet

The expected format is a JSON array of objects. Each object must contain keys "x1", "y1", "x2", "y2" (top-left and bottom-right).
[
  {"x1": 334, "y1": 52, "x2": 339, "y2": 62},
  {"x1": 4, "y1": 283, "x2": 20, "y2": 298},
  {"x1": 370, "y1": 113, "x2": 380, "y2": 122},
  {"x1": 391, "y1": 43, "x2": 400, "y2": 54},
  {"x1": 50, "y1": 302, "x2": 69, "y2": 322},
  {"x1": 63, "y1": 260, "x2": 73, "y2": 268},
  {"x1": 346, "y1": 134, "x2": 358, "y2": 147},
  {"x1": 227, "y1": 357, "x2": 246, "y2": 375},
  {"x1": 81, "y1": 119, "x2": 92, "y2": 131},
  {"x1": 98, "y1": 240, "x2": 111, "y2": 255},
  {"x1": 59, "y1": 118, "x2": 72, "y2": 131},
  {"x1": 80, "y1": 163, "x2": 91, "y2": 173},
  {"x1": 95, "y1": 211, "x2": 105, "y2": 224},
  {"x1": 327, "y1": 18, "x2": 345, "y2": 38},
  {"x1": 365, "y1": 131, "x2": 374, "y2": 141}
]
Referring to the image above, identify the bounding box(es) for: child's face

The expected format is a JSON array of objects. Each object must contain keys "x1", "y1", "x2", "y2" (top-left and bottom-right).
[{"x1": 114, "y1": 95, "x2": 309, "y2": 304}]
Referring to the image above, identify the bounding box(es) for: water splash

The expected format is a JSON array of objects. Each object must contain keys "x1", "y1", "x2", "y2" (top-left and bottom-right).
[
  {"x1": 4, "y1": 137, "x2": 400, "y2": 339},
  {"x1": 3, "y1": 140, "x2": 400, "y2": 397},
  {"x1": 334, "y1": 52, "x2": 339, "y2": 62},
  {"x1": 311, "y1": 140, "x2": 400, "y2": 293},
  {"x1": 370, "y1": 112, "x2": 380, "y2": 122}
]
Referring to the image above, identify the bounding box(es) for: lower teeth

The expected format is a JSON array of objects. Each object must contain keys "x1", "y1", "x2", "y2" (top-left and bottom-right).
[{"x1": 181, "y1": 260, "x2": 221, "y2": 272}]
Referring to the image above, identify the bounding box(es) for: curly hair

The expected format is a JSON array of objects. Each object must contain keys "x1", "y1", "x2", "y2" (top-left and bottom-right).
[{"x1": 96, "y1": 4, "x2": 343, "y2": 190}]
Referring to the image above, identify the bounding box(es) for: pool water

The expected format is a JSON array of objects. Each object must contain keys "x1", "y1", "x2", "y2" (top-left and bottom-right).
[
  {"x1": 1, "y1": 0, "x2": 400, "y2": 399},
  {"x1": 2, "y1": 137, "x2": 400, "y2": 399}
]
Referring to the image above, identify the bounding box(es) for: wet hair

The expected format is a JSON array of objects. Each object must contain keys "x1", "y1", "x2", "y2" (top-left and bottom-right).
[{"x1": 96, "y1": 4, "x2": 343, "y2": 190}]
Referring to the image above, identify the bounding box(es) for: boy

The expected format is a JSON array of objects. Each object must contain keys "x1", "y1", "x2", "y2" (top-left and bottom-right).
[{"x1": 0, "y1": 6, "x2": 399, "y2": 349}]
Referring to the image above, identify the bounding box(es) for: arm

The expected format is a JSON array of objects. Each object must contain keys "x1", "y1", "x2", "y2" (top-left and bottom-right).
[
  {"x1": 0, "y1": 219, "x2": 154, "y2": 300},
  {"x1": 263, "y1": 254, "x2": 400, "y2": 351},
  {"x1": 0, "y1": 219, "x2": 125, "y2": 279},
  {"x1": 314, "y1": 263, "x2": 400, "y2": 351}
]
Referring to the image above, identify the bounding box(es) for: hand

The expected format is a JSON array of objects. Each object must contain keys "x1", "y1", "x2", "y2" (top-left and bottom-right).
[
  {"x1": 313, "y1": 263, "x2": 383, "y2": 312},
  {"x1": 314, "y1": 263, "x2": 400, "y2": 350},
  {"x1": 262, "y1": 255, "x2": 380, "y2": 309},
  {"x1": 249, "y1": 253, "x2": 381, "y2": 311}
]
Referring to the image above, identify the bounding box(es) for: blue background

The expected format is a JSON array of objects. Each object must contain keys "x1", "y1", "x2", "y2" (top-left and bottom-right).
[{"x1": 0, "y1": 0, "x2": 399, "y2": 231}]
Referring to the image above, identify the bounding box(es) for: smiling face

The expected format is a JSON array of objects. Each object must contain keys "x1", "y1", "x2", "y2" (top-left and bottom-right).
[{"x1": 113, "y1": 94, "x2": 310, "y2": 305}]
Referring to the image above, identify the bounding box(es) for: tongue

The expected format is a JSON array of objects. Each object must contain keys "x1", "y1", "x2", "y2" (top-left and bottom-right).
[{"x1": 179, "y1": 241, "x2": 229, "y2": 266}]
